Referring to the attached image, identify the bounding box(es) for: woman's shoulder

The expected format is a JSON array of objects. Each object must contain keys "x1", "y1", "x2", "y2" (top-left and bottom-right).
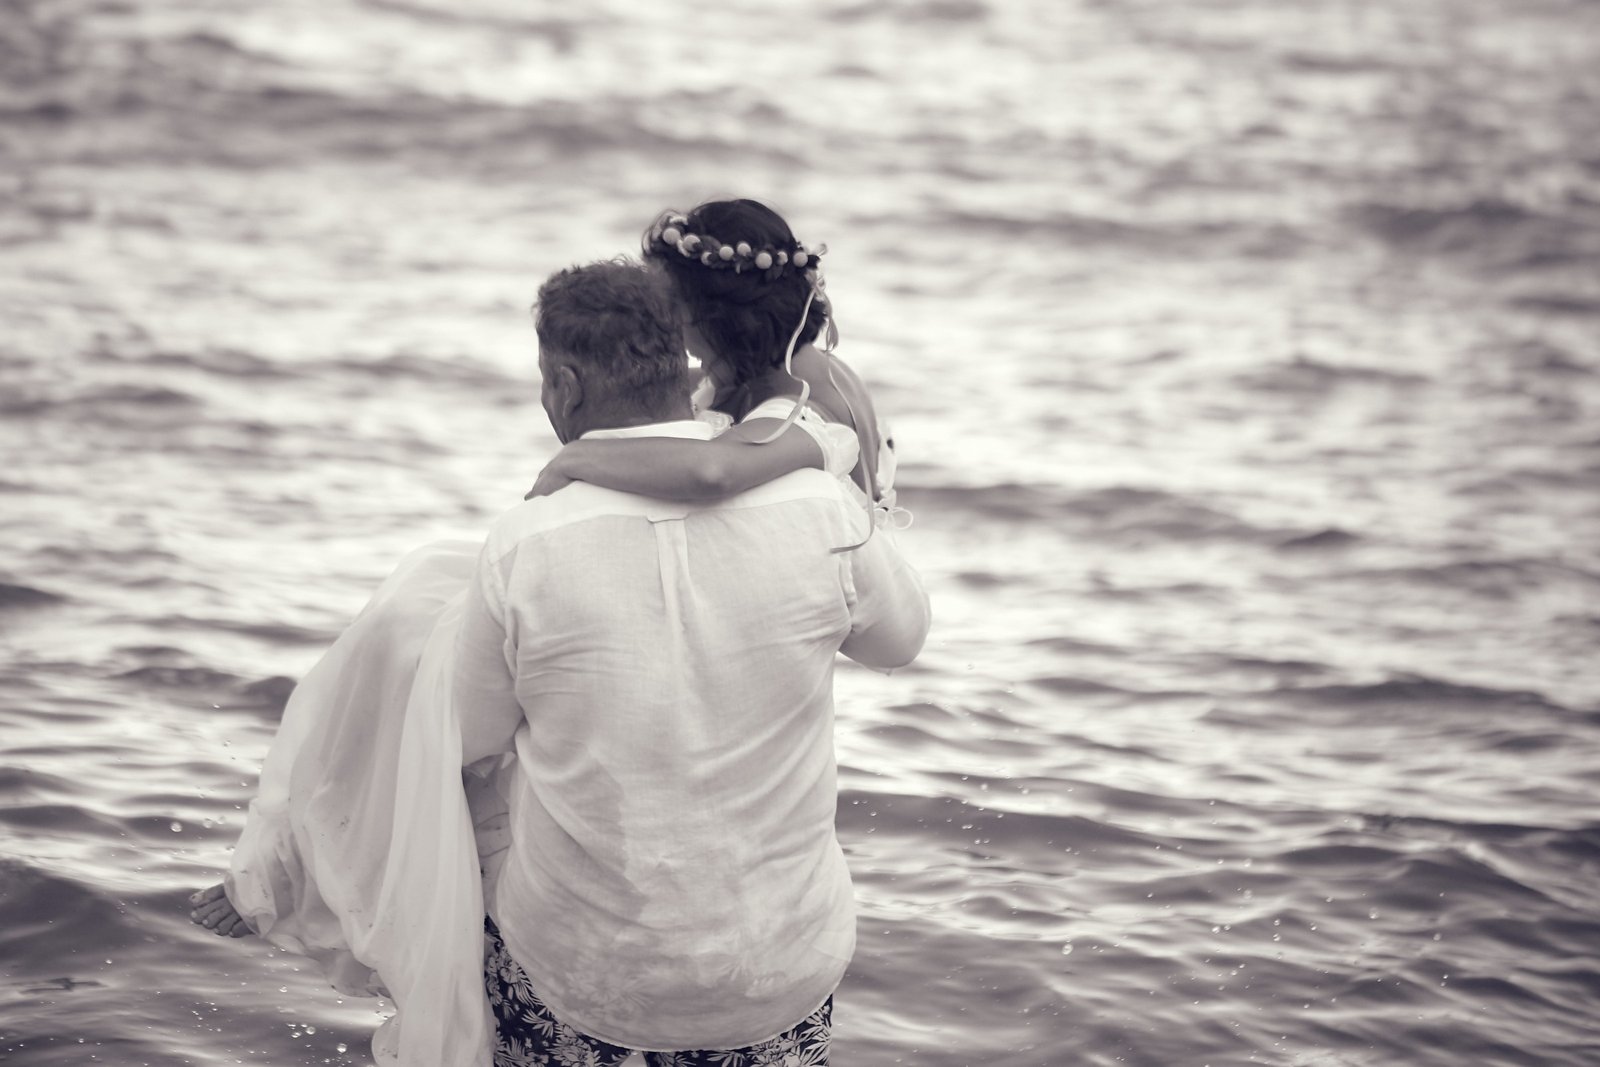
[
  {"x1": 737, "y1": 395, "x2": 862, "y2": 479},
  {"x1": 741, "y1": 394, "x2": 821, "y2": 424}
]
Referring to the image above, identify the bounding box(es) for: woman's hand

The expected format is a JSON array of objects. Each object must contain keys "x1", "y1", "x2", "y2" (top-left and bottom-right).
[{"x1": 524, "y1": 456, "x2": 575, "y2": 499}]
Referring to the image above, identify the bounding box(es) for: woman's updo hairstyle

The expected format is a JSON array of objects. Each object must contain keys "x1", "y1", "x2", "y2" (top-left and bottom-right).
[{"x1": 641, "y1": 198, "x2": 828, "y2": 388}]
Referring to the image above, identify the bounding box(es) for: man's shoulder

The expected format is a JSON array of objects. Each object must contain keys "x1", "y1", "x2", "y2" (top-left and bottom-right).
[
  {"x1": 483, "y1": 485, "x2": 658, "y2": 555},
  {"x1": 716, "y1": 469, "x2": 854, "y2": 510},
  {"x1": 483, "y1": 472, "x2": 855, "y2": 558}
]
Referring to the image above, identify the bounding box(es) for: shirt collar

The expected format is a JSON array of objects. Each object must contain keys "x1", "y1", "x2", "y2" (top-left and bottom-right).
[{"x1": 579, "y1": 419, "x2": 714, "y2": 442}]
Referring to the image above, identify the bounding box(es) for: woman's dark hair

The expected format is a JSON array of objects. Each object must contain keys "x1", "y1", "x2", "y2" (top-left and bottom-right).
[{"x1": 642, "y1": 199, "x2": 827, "y2": 387}]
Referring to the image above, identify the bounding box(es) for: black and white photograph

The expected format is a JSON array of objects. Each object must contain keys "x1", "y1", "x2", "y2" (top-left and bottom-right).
[{"x1": 1, "y1": 0, "x2": 1597, "y2": 1064}]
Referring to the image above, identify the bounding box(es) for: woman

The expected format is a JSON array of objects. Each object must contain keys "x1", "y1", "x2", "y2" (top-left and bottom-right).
[{"x1": 526, "y1": 198, "x2": 900, "y2": 523}]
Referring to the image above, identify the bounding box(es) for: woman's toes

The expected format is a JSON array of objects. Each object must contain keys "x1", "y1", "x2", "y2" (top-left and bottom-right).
[
  {"x1": 187, "y1": 883, "x2": 253, "y2": 938},
  {"x1": 196, "y1": 898, "x2": 233, "y2": 927},
  {"x1": 216, "y1": 912, "x2": 250, "y2": 937},
  {"x1": 190, "y1": 884, "x2": 226, "y2": 907}
]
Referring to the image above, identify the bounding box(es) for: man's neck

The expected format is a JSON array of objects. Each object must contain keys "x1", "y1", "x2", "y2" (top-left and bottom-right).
[{"x1": 571, "y1": 402, "x2": 693, "y2": 439}]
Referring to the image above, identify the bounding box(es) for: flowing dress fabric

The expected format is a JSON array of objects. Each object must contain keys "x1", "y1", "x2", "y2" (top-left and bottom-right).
[{"x1": 225, "y1": 540, "x2": 501, "y2": 1067}]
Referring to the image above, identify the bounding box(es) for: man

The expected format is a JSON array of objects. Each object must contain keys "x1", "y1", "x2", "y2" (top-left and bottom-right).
[{"x1": 452, "y1": 259, "x2": 931, "y2": 1066}]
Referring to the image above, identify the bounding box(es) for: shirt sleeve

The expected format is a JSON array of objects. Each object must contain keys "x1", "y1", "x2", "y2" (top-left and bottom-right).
[
  {"x1": 453, "y1": 541, "x2": 526, "y2": 766},
  {"x1": 839, "y1": 520, "x2": 932, "y2": 672}
]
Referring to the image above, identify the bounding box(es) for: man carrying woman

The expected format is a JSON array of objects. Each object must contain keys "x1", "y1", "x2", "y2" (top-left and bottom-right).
[{"x1": 192, "y1": 201, "x2": 929, "y2": 1066}]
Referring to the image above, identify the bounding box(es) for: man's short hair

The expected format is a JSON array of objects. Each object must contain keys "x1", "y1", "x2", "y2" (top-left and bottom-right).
[{"x1": 534, "y1": 259, "x2": 688, "y2": 404}]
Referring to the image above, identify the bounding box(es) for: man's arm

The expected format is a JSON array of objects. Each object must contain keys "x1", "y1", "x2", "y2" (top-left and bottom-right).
[
  {"x1": 453, "y1": 542, "x2": 526, "y2": 765},
  {"x1": 840, "y1": 523, "x2": 932, "y2": 672}
]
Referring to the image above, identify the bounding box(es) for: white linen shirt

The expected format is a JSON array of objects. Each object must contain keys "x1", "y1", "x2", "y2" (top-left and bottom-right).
[{"x1": 451, "y1": 418, "x2": 931, "y2": 1052}]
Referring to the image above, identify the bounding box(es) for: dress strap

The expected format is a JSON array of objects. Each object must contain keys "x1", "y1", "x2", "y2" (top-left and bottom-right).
[{"x1": 746, "y1": 284, "x2": 818, "y2": 445}]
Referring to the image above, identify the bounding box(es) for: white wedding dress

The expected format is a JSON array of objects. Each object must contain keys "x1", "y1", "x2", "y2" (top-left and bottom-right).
[{"x1": 226, "y1": 539, "x2": 508, "y2": 1066}]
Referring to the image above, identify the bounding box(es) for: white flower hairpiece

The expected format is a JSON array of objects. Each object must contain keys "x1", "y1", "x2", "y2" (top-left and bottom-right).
[
  {"x1": 642, "y1": 209, "x2": 841, "y2": 455},
  {"x1": 646, "y1": 211, "x2": 825, "y2": 279}
]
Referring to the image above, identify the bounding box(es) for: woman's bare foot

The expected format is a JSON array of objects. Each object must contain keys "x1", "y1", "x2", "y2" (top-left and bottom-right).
[{"x1": 189, "y1": 883, "x2": 255, "y2": 938}]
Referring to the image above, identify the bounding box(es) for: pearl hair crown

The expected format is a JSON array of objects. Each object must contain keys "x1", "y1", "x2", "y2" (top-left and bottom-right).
[{"x1": 645, "y1": 211, "x2": 826, "y2": 279}]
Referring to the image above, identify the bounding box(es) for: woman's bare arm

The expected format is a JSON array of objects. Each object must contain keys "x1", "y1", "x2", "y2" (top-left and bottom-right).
[{"x1": 524, "y1": 418, "x2": 824, "y2": 500}]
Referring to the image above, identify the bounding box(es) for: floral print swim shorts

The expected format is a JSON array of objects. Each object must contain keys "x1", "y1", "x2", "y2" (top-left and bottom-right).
[{"x1": 483, "y1": 915, "x2": 833, "y2": 1067}]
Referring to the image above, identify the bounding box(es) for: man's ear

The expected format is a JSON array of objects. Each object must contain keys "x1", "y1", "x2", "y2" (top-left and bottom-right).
[{"x1": 553, "y1": 362, "x2": 584, "y2": 423}]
